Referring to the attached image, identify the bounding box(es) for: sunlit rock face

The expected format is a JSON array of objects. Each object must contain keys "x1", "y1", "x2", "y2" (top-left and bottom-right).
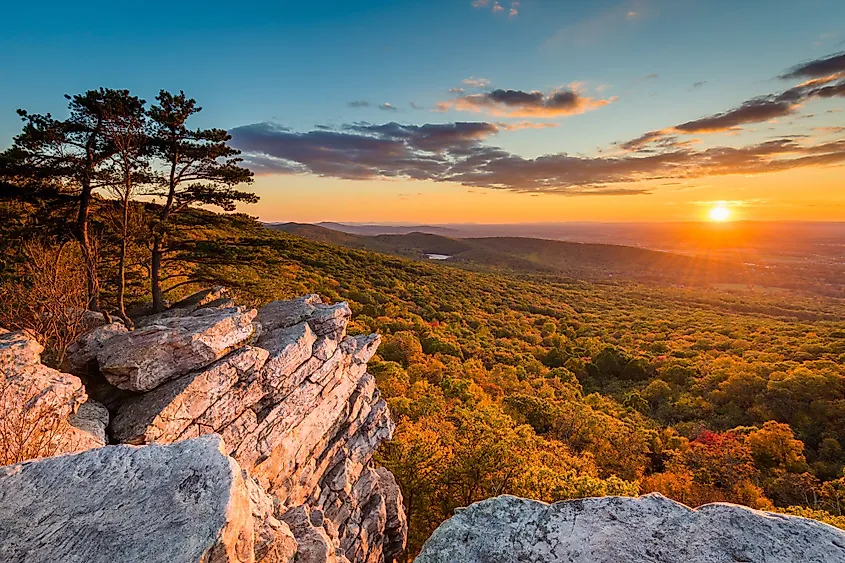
[
  {"x1": 0, "y1": 328, "x2": 107, "y2": 459},
  {"x1": 60, "y1": 291, "x2": 407, "y2": 563},
  {"x1": 415, "y1": 493, "x2": 845, "y2": 563}
]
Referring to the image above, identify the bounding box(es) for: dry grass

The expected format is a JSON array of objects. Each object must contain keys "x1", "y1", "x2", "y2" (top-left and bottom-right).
[
  {"x1": 0, "y1": 240, "x2": 90, "y2": 367},
  {"x1": 0, "y1": 377, "x2": 69, "y2": 466}
]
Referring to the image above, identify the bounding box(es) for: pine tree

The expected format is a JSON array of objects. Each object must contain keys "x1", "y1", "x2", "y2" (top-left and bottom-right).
[
  {"x1": 3, "y1": 90, "x2": 120, "y2": 310},
  {"x1": 100, "y1": 90, "x2": 149, "y2": 321},
  {"x1": 146, "y1": 90, "x2": 256, "y2": 312}
]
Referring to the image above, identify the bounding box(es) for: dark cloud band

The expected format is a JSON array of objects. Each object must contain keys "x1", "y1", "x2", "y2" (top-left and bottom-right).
[{"x1": 231, "y1": 121, "x2": 845, "y2": 195}]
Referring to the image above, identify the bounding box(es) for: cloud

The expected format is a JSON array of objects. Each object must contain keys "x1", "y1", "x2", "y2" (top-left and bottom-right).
[
  {"x1": 230, "y1": 121, "x2": 845, "y2": 195},
  {"x1": 674, "y1": 97, "x2": 798, "y2": 133},
  {"x1": 692, "y1": 81, "x2": 707, "y2": 89},
  {"x1": 348, "y1": 100, "x2": 370, "y2": 108},
  {"x1": 546, "y1": 0, "x2": 651, "y2": 48},
  {"x1": 815, "y1": 126, "x2": 845, "y2": 134},
  {"x1": 779, "y1": 51, "x2": 845, "y2": 80},
  {"x1": 674, "y1": 76, "x2": 845, "y2": 134},
  {"x1": 618, "y1": 55, "x2": 845, "y2": 149},
  {"x1": 462, "y1": 77, "x2": 491, "y2": 88},
  {"x1": 379, "y1": 103, "x2": 398, "y2": 111},
  {"x1": 437, "y1": 87, "x2": 616, "y2": 118},
  {"x1": 473, "y1": 0, "x2": 519, "y2": 16},
  {"x1": 497, "y1": 121, "x2": 560, "y2": 130},
  {"x1": 645, "y1": 73, "x2": 658, "y2": 80},
  {"x1": 231, "y1": 53, "x2": 845, "y2": 196}
]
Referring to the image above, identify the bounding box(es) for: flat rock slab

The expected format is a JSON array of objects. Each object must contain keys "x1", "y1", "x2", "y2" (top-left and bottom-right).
[
  {"x1": 415, "y1": 493, "x2": 845, "y2": 563},
  {"x1": 97, "y1": 307, "x2": 257, "y2": 391},
  {"x1": 0, "y1": 435, "x2": 257, "y2": 563}
]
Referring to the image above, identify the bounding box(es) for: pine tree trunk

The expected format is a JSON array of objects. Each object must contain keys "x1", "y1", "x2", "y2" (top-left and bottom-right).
[
  {"x1": 116, "y1": 194, "x2": 129, "y2": 320},
  {"x1": 151, "y1": 234, "x2": 164, "y2": 313},
  {"x1": 152, "y1": 161, "x2": 176, "y2": 314},
  {"x1": 76, "y1": 187, "x2": 99, "y2": 312}
]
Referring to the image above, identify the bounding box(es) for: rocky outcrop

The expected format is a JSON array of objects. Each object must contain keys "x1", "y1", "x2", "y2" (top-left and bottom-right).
[
  {"x1": 53, "y1": 291, "x2": 406, "y2": 563},
  {"x1": 0, "y1": 329, "x2": 107, "y2": 461},
  {"x1": 0, "y1": 434, "x2": 297, "y2": 563},
  {"x1": 415, "y1": 493, "x2": 845, "y2": 563}
]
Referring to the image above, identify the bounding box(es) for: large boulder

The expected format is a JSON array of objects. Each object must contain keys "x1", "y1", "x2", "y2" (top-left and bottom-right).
[
  {"x1": 415, "y1": 493, "x2": 845, "y2": 563},
  {"x1": 0, "y1": 434, "x2": 296, "y2": 563}
]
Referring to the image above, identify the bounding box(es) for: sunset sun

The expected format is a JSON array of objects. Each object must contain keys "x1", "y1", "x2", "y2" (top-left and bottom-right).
[{"x1": 709, "y1": 205, "x2": 732, "y2": 222}]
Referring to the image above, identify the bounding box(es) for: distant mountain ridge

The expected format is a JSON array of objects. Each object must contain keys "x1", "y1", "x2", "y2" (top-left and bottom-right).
[
  {"x1": 266, "y1": 221, "x2": 844, "y2": 297},
  {"x1": 268, "y1": 222, "x2": 754, "y2": 288}
]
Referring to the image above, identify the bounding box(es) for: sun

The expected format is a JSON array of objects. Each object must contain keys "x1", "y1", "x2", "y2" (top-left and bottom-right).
[{"x1": 709, "y1": 205, "x2": 732, "y2": 222}]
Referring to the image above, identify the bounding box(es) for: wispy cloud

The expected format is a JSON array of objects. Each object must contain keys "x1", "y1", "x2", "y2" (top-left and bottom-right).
[
  {"x1": 497, "y1": 121, "x2": 560, "y2": 130},
  {"x1": 379, "y1": 103, "x2": 398, "y2": 111},
  {"x1": 437, "y1": 85, "x2": 616, "y2": 118},
  {"x1": 618, "y1": 51, "x2": 845, "y2": 149},
  {"x1": 780, "y1": 51, "x2": 845, "y2": 79},
  {"x1": 463, "y1": 77, "x2": 491, "y2": 88},
  {"x1": 545, "y1": 0, "x2": 651, "y2": 48},
  {"x1": 472, "y1": 0, "x2": 519, "y2": 17},
  {"x1": 348, "y1": 100, "x2": 370, "y2": 108}
]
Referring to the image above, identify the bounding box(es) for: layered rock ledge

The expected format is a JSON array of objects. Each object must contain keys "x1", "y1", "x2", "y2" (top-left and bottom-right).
[
  {"x1": 0, "y1": 289, "x2": 407, "y2": 563},
  {"x1": 415, "y1": 493, "x2": 845, "y2": 563}
]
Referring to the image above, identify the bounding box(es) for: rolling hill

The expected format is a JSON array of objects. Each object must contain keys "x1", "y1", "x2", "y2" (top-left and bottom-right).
[
  {"x1": 267, "y1": 222, "x2": 845, "y2": 297},
  {"x1": 269, "y1": 222, "x2": 758, "y2": 288}
]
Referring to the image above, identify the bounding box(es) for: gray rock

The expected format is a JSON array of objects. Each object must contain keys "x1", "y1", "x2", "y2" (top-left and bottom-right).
[
  {"x1": 0, "y1": 329, "x2": 43, "y2": 370},
  {"x1": 0, "y1": 434, "x2": 291, "y2": 563},
  {"x1": 257, "y1": 295, "x2": 351, "y2": 338},
  {"x1": 133, "y1": 286, "x2": 231, "y2": 327},
  {"x1": 63, "y1": 322, "x2": 129, "y2": 376},
  {"x1": 67, "y1": 400, "x2": 109, "y2": 447},
  {"x1": 415, "y1": 493, "x2": 845, "y2": 563},
  {"x1": 281, "y1": 505, "x2": 349, "y2": 563},
  {"x1": 110, "y1": 346, "x2": 269, "y2": 444},
  {"x1": 256, "y1": 295, "x2": 323, "y2": 333},
  {"x1": 97, "y1": 307, "x2": 257, "y2": 391},
  {"x1": 376, "y1": 467, "x2": 408, "y2": 563}
]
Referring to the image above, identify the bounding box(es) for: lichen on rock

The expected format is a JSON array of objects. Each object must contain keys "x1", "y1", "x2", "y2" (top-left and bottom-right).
[{"x1": 415, "y1": 493, "x2": 845, "y2": 563}]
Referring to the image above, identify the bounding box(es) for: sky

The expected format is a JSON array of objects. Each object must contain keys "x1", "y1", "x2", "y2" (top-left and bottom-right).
[{"x1": 2, "y1": 0, "x2": 844, "y2": 223}]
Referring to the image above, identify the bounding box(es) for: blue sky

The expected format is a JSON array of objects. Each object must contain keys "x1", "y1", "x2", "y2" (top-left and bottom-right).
[{"x1": 2, "y1": 0, "x2": 844, "y2": 222}]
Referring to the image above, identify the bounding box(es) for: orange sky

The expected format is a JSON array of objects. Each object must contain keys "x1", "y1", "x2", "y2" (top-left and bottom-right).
[{"x1": 244, "y1": 165, "x2": 845, "y2": 224}]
